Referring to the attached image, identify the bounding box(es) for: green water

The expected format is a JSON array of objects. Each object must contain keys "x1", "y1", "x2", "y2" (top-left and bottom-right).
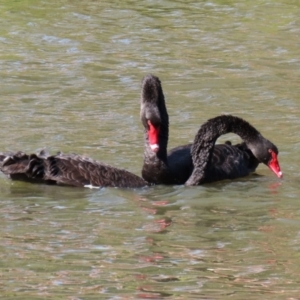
[{"x1": 0, "y1": 0, "x2": 299, "y2": 298}]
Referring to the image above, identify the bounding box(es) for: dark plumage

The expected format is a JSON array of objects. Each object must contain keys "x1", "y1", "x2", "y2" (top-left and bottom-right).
[
  {"x1": 185, "y1": 115, "x2": 282, "y2": 185},
  {"x1": 0, "y1": 150, "x2": 147, "y2": 188},
  {"x1": 140, "y1": 74, "x2": 282, "y2": 185}
]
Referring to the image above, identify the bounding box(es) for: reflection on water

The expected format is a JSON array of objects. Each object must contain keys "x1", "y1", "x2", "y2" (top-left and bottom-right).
[{"x1": 0, "y1": 0, "x2": 300, "y2": 298}]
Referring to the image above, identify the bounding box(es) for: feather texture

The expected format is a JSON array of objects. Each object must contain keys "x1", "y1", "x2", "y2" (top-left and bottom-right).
[
  {"x1": 140, "y1": 74, "x2": 281, "y2": 185},
  {"x1": 0, "y1": 151, "x2": 147, "y2": 188}
]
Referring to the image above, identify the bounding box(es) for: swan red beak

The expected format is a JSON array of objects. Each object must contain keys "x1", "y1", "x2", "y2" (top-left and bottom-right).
[
  {"x1": 268, "y1": 150, "x2": 283, "y2": 178},
  {"x1": 147, "y1": 121, "x2": 160, "y2": 153}
]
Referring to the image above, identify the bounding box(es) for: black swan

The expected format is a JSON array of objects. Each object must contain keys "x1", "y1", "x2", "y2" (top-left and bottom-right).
[
  {"x1": 141, "y1": 74, "x2": 282, "y2": 185},
  {"x1": 0, "y1": 150, "x2": 147, "y2": 188},
  {"x1": 185, "y1": 115, "x2": 282, "y2": 185}
]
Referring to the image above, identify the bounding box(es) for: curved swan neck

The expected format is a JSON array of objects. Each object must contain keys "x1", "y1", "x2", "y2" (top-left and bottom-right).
[
  {"x1": 186, "y1": 115, "x2": 261, "y2": 186},
  {"x1": 201, "y1": 115, "x2": 260, "y2": 143}
]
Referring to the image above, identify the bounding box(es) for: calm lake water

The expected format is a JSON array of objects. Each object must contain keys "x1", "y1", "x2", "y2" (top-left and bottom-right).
[{"x1": 0, "y1": 0, "x2": 300, "y2": 299}]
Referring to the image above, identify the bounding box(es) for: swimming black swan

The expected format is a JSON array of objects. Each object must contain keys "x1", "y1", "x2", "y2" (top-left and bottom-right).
[
  {"x1": 0, "y1": 150, "x2": 147, "y2": 188},
  {"x1": 141, "y1": 74, "x2": 282, "y2": 185},
  {"x1": 185, "y1": 115, "x2": 282, "y2": 185}
]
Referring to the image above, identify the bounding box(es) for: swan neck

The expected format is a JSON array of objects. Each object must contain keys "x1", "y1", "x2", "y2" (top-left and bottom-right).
[{"x1": 186, "y1": 115, "x2": 260, "y2": 186}]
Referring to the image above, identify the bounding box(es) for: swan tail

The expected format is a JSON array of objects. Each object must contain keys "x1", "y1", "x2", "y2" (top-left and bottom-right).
[{"x1": 0, "y1": 151, "x2": 52, "y2": 183}]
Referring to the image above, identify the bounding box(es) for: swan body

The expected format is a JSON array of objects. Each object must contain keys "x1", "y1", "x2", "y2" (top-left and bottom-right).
[
  {"x1": 0, "y1": 150, "x2": 147, "y2": 188},
  {"x1": 185, "y1": 115, "x2": 282, "y2": 185},
  {"x1": 141, "y1": 74, "x2": 282, "y2": 185}
]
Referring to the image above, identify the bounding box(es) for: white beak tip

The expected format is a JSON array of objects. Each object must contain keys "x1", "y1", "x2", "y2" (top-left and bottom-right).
[{"x1": 150, "y1": 144, "x2": 159, "y2": 152}]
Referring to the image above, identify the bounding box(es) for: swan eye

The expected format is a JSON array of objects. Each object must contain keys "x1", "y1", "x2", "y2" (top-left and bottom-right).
[{"x1": 267, "y1": 149, "x2": 274, "y2": 162}]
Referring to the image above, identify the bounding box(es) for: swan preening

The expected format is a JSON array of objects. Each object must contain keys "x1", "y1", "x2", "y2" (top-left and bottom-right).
[
  {"x1": 185, "y1": 115, "x2": 282, "y2": 186},
  {"x1": 0, "y1": 74, "x2": 282, "y2": 188}
]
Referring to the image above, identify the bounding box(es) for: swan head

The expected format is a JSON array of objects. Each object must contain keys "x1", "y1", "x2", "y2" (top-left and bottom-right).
[
  {"x1": 250, "y1": 138, "x2": 282, "y2": 178},
  {"x1": 140, "y1": 105, "x2": 161, "y2": 153},
  {"x1": 140, "y1": 101, "x2": 161, "y2": 153},
  {"x1": 140, "y1": 74, "x2": 168, "y2": 154}
]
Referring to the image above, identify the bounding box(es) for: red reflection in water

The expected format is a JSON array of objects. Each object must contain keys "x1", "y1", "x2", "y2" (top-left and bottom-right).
[
  {"x1": 139, "y1": 254, "x2": 164, "y2": 263},
  {"x1": 155, "y1": 218, "x2": 172, "y2": 230},
  {"x1": 152, "y1": 200, "x2": 169, "y2": 206},
  {"x1": 268, "y1": 181, "x2": 282, "y2": 194}
]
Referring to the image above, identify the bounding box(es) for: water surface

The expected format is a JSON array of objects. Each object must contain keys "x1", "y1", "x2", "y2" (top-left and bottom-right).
[{"x1": 0, "y1": 0, "x2": 300, "y2": 299}]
